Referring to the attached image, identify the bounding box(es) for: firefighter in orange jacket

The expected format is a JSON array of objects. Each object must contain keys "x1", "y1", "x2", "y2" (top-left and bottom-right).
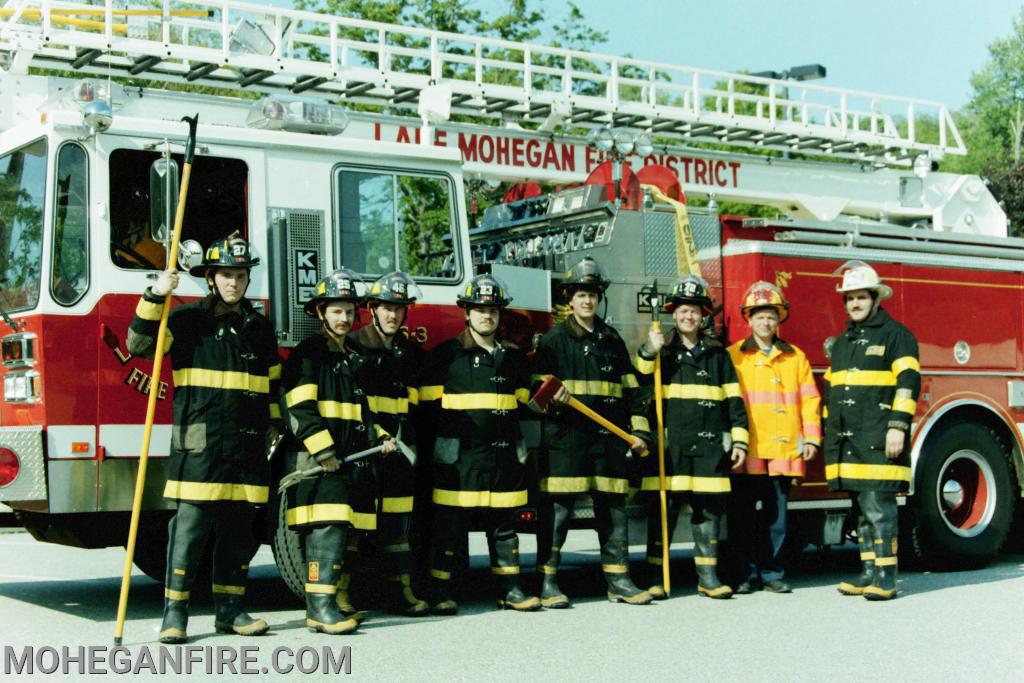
[
  {"x1": 128, "y1": 232, "x2": 279, "y2": 643},
  {"x1": 419, "y1": 274, "x2": 540, "y2": 615},
  {"x1": 727, "y1": 281, "x2": 820, "y2": 594},
  {"x1": 282, "y1": 268, "x2": 397, "y2": 634},
  {"x1": 636, "y1": 275, "x2": 748, "y2": 599},
  {"x1": 825, "y1": 261, "x2": 919, "y2": 601}
]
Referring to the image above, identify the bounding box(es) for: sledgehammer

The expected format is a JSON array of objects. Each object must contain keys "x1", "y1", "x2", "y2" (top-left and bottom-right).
[{"x1": 530, "y1": 376, "x2": 648, "y2": 457}]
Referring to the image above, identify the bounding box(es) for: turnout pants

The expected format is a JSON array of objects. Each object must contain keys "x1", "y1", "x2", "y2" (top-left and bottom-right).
[{"x1": 164, "y1": 501, "x2": 256, "y2": 603}]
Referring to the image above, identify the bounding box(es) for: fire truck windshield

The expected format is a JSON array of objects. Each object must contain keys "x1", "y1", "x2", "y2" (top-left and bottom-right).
[
  {"x1": 109, "y1": 149, "x2": 249, "y2": 270},
  {"x1": 0, "y1": 139, "x2": 47, "y2": 313}
]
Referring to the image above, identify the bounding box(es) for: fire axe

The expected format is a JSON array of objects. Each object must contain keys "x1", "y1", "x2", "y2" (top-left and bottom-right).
[
  {"x1": 529, "y1": 375, "x2": 648, "y2": 458},
  {"x1": 278, "y1": 438, "x2": 416, "y2": 493}
]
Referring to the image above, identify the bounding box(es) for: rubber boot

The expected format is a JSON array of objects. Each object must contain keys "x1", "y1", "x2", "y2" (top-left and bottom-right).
[
  {"x1": 384, "y1": 574, "x2": 429, "y2": 616},
  {"x1": 334, "y1": 537, "x2": 360, "y2": 616},
  {"x1": 305, "y1": 527, "x2": 360, "y2": 635},
  {"x1": 159, "y1": 502, "x2": 208, "y2": 644},
  {"x1": 693, "y1": 518, "x2": 732, "y2": 599},
  {"x1": 213, "y1": 592, "x2": 269, "y2": 636},
  {"x1": 837, "y1": 517, "x2": 876, "y2": 596},
  {"x1": 429, "y1": 509, "x2": 460, "y2": 615},
  {"x1": 537, "y1": 497, "x2": 572, "y2": 608},
  {"x1": 159, "y1": 598, "x2": 189, "y2": 645},
  {"x1": 598, "y1": 496, "x2": 652, "y2": 605},
  {"x1": 644, "y1": 553, "x2": 669, "y2": 601},
  {"x1": 492, "y1": 528, "x2": 540, "y2": 611},
  {"x1": 863, "y1": 536, "x2": 899, "y2": 601}
]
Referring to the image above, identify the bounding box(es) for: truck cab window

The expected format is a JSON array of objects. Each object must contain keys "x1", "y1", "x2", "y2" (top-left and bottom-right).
[
  {"x1": 0, "y1": 139, "x2": 47, "y2": 312},
  {"x1": 51, "y1": 143, "x2": 89, "y2": 305},
  {"x1": 335, "y1": 169, "x2": 459, "y2": 280},
  {"x1": 109, "y1": 150, "x2": 248, "y2": 270}
]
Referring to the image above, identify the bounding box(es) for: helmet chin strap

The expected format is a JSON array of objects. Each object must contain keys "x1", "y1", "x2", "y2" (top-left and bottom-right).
[
  {"x1": 370, "y1": 303, "x2": 405, "y2": 338},
  {"x1": 206, "y1": 269, "x2": 248, "y2": 306}
]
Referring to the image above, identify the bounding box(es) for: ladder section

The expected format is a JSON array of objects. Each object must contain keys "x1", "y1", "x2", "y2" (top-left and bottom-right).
[{"x1": 0, "y1": 0, "x2": 965, "y2": 163}]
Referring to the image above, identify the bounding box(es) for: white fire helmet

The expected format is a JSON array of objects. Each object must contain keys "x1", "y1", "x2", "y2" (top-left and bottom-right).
[{"x1": 833, "y1": 260, "x2": 892, "y2": 301}]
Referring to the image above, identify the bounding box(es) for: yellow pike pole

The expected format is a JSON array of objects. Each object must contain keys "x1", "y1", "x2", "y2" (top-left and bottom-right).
[
  {"x1": 114, "y1": 114, "x2": 199, "y2": 645},
  {"x1": 651, "y1": 285, "x2": 671, "y2": 594}
]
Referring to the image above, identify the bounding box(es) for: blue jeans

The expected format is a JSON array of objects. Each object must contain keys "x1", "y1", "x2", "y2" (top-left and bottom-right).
[{"x1": 730, "y1": 475, "x2": 791, "y2": 582}]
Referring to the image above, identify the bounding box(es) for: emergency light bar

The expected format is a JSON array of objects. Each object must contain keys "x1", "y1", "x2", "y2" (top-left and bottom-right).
[{"x1": 246, "y1": 97, "x2": 350, "y2": 135}]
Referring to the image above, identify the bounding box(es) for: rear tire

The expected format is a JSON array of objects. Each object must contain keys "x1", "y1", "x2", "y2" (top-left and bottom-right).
[
  {"x1": 271, "y1": 493, "x2": 305, "y2": 600},
  {"x1": 908, "y1": 423, "x2": 1014, "y2": 569}
]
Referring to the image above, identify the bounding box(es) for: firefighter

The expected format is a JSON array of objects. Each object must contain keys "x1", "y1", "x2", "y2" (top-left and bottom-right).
[
  {"x1": 825, "y1": 261, "x2": 919, "y2": 601},
  {"x1": 419, "y1": 274, "x2": 540, "y2": 615},
  {"x1": 636, "y1": 274, "x2": 748, "y2": 599},
  {"x1": 282, "y1": 268, "x2": 397, "y2": 634},
  {"x1": 533, "y1": 257, "x2": 653, "y2": 608},
  {"x1": 340, "y1": 271, "x2": 429, "y2": 617},
  {"x1": 127, "y1": 231, "x2": 279, "y2": 644},
  {"x1": 726, "y1": 281, "x2": 821, "y2": 594}
]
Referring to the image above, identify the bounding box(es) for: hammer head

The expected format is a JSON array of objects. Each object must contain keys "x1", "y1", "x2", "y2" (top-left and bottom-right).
[{"x1": 529, "y1": 375, "x2": 564, "y2": 413}]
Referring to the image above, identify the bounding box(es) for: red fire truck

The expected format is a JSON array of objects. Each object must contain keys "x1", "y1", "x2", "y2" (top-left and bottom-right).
[{"x1": 0, "y1": 0, "x2": 1017, "y2": 589}]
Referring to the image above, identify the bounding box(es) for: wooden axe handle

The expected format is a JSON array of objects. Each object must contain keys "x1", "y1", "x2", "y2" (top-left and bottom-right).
[{"x1": 566, "y1": 396, "x2": 648, "y2": 457}]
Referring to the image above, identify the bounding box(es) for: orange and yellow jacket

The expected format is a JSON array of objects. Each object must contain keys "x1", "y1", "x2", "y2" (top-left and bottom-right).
[{"x1": 727, "y1": 336, "x2": 821, "y2": 477}]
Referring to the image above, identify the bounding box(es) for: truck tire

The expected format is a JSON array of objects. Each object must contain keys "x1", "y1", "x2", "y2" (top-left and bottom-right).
[
  {"x1": 271, "y1": 494, "x2": 305, "y2": 600},
  {"x1": 908, "y1": 423, "x2": 1015, "y2": 569}
]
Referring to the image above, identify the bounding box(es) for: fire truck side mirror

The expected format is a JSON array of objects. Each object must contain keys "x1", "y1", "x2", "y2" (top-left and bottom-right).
[
  {"x1": 149, "y1": 156, "x2": 180, "y2": 244},
  {"x1": 178, "y1": 240, "x2": 203, "y2": 273}
]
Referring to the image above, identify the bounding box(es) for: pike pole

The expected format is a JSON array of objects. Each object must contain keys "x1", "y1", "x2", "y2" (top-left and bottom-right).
[
  {"x1": 114, "y1": 114, "x2": 199, "y2": 645},
  {"x1": 651, "y1": 285, "x2": 671, "y2": 595}
]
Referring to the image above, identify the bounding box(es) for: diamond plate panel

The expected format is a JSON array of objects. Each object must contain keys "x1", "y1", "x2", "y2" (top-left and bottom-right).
[
  {"x1": 0, "y1": 426, "x2": 45, "y2": 502},
  {"x1": 286, "y1": 209, "x2": 323, "y2": 343},
  {"x1": 643, "y1": 211, "x2": 680, "y2": 277}
]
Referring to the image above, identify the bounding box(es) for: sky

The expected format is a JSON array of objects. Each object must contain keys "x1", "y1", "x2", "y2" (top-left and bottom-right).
[{"x1": 263, "y1": 0, "x2": 1023, "y2": 112}]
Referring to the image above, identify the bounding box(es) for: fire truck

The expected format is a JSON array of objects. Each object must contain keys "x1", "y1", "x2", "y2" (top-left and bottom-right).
[{"x1": 0, "y1": 0, "x2": 1019, "y2": 592}]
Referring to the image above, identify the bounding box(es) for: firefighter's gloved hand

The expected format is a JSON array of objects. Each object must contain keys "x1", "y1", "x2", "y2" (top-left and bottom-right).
[
  {"x1": 645, "y1": 327, "x2": 666, "y2": 355},
  {"x1": 380, "y1": 438, "x2": 397, "y2": 454},
  {"x1": 151, "y1": 270, "x2": 179, "y2": 296},
  {"x1": 730, "y1": 446, "x2": 747, "y2": 470},
  {"x1": 316, "y1": 448, "x2": 339, "y2": 472},
  {"x1": 884, "y1": 428, "x2": 905, "y2": 460}
]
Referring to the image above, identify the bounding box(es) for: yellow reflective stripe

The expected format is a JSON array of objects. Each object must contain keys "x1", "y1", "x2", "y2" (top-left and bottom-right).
[
  {"x1": 828, "y1": 370, "x2": 896, "y2": 387},
  {"x1": 825, "y1": 463, "x2": 911, "y2": 482},
  {"x1": 374, "y1": 424, "x2": 389, "y2": 439},
  {"x1": 491, "y1": 566, "x2": 520, "y2": 575},
  {"x1": 304, "y1": 429, "x2": 334, "y2": 455},
  {"x1": 634, "y1": 355, "x2": 656, "y2": 375},
  {"x1": 135, "y1": 297, "x2": 164, "y2": 321},
  {"x1": 163, "y1": 480, "x2": 269, "y2": 504},
  {"x1": 430, "y1": 569, "x2": 451, "y2": 580},
  {"x1": 419, "y1": 385, "x2": 443, "y2": 402},
  {"x1": 531, "y1": 373, "x2": 552, "y2": 384},
  {"x1": 892, "y1": 397, "x2": 917, "y2": 414},
  {"x1": 304, "y1": 584, "x2": 336, "y2": 595},
  {"x1": 318, "y1": 400, "x2": 362, "y2": 421},
  {"x1": 441, "y1": 393, "x2": 517, "y2": 410},
  {"x1": 860, "y1": 551, "x2": 877, "y2": 561},
  {"x1": 731, "y1": 427, "x2": 749, "y2": 444},
  {"x1": 515, "y1": 388, "x2": 530, "y2": 404},
  {"x1": 407, "y1": 387, "x2": 420, "y2": 405},
  {"x1": 824, "y1": 368, "x2": 832, "y2": 382},
  {"x1": 723, "y1": 382, "x2": 742, "y2": 398},
  {"x1": 381, "y1": 496, "x2": 414, "y2": 514},
  {"x1": 367, "y1": 395, "x2": 409, "y2": 415},
  {"x1": 268, "y1": 363, "x2": 282, "y2": 381},
  {"x1": 875, "y1": 557, "x2": 898, "y2": 567},
  {"x1": 382, "y1": 542, "x2": 411, "y2": 554},
  {"x1": 632, "y1": 415, "x2": 650, "y2": 432},
  {"x1": 694, "y1": 557, "x2": 717, "y2": 566},
  {"x1": 172, "y1": 368, "x2": 270, "y2": 393},
  {"x1": 286, "y1": 504, "x2": 377, "y2": 530},
  {"x1": 891, "y1": 356, "x2": 920, "y2": 376},
  {"x1": 212, "y1": 584, "x2": 245, "y2": 596},
  {"x1": 664, "y1": 384, "x2": 725, "y2": 400},
  {"x1": 621, "y1": 373, "x2": 639, "y2": 389},
  {"x1": 646, "y1": 556, "x2": 663, "y2": 565},
  {"x1": 269, "y1": 404, "x2": 282, "y2": 420},
  {"x1": 540, "y1": 476, "x2": 629, "y2": 494},
  {"x1": 562, "y1": 379, "x2": 622, "y2": 397},
  {"x1": 164, "y1": 589, "x2": 189, "y2": 601},
  {"x1": 602, "y1": 564, "x2": 628, "y2": 574},
  {"x1": 285, "y1": 384, "x2": 318, "y2": 407},
  {"x1": 432, "y1": 488, "x2": 528, "y2": 508},
  {"x1": 640, "y1": 475, "x2": 730, "y2": 493}
]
